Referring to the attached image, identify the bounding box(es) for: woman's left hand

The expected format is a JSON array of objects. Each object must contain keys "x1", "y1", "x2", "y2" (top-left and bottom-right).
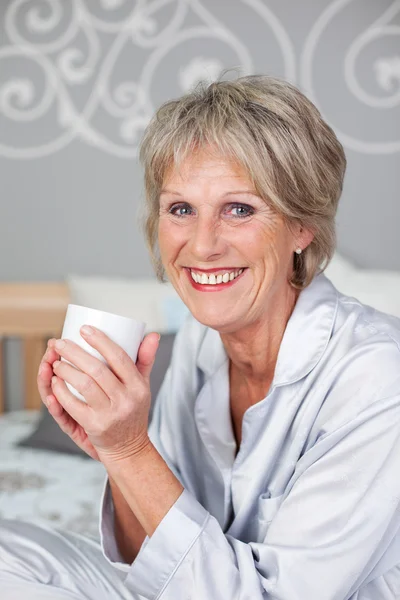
[{"x1": 49, "y1": 326, "x2": 160, "y2": 463}]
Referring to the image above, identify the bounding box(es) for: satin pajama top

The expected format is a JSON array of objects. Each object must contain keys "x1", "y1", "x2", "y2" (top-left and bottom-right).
[{"x1": 99, "y1": 272, "x2": 400, "y2": 600}]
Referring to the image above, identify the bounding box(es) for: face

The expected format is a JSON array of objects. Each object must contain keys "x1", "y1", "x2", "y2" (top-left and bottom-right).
[{"x1": 158, "y1": 148, "x2": 312, "y2": 334}]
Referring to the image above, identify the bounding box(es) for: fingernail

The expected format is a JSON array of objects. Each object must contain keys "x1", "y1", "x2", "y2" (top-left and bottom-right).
[
  {"x1": 81, "y1": 325, "x2": 94, "y2": 336},
  {"x1": 55, "y1": 339, "x2": 66, "y2": 350},
  {"x1": 53, "y1": 360, "x2": 61, "y2": 368},
  {"x1": 45, "y1": 395, "x2": 52, "y2": 407},
  {"x1": 52, "y1": 376, "x2": 57, "y2": 385}
]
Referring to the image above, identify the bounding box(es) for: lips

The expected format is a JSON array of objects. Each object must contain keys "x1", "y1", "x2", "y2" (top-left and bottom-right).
[
  {"x1": 185, "y1": 267, "x2": 245, "y2": 274},
  {"x1": 185, "y1": 266, "x2": 247, "y2": 292}
]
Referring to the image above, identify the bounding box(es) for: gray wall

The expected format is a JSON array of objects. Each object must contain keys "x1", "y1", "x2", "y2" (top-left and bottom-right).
[{"x1": 1, "y1": 0, "x2": 399, "y2": 408}]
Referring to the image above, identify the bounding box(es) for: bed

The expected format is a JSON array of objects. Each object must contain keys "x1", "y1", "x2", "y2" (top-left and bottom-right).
[
  {"x1": 0, "y1": 283, "x2": 106, "y2": 541},
  {"x1": 0, "y1": 409, "x2": 106, "y2": 540}
]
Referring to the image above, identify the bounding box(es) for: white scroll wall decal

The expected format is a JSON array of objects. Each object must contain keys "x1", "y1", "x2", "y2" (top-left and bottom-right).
[
  {"x1": 301, "y1": 0, "x2": 400, "y2": 154},
  {"x1": 0, "y1": 0, "x2": 398, "y2": 158}
]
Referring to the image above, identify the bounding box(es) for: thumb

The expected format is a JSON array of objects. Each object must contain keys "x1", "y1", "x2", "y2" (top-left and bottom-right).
[{"x1": 135, "y1": 332, "x2": 160, "y2": 380}]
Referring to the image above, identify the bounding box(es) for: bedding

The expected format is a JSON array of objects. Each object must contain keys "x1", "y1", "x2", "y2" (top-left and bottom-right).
[
  {"x1": 324, "y1": 253, "x2": 400, "y2": 317},
  {"x1": 0, "y1": 410, "x2": 106, "y2": 541},
  {"x1": 66, "y1": 274, "x2": 189, "y2": 334}
]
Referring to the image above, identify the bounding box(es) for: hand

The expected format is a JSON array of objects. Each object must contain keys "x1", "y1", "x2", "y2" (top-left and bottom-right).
[
  {"x1": 37, "y1": 339, "x2": 100, "y2": 461},
  {"x1": 47, "y1": 326, "x2": 160, "y2": 463}
]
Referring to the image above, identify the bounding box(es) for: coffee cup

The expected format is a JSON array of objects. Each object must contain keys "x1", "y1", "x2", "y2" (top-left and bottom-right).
[{"x1": 60, "y1": 304, "x2": 146, "y2": 402}]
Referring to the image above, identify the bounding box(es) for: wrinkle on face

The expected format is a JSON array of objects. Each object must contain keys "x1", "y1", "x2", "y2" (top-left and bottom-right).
[{"x1": 157, "y1": 148, "x2": 307, "y2": 382}]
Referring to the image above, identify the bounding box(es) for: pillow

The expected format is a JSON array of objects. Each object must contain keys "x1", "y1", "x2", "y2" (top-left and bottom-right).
[
  {"x1": 160, "y1": 295, "x2": 190, "y2": 333},
  {"x1": 325, "y1": 253, "x2": 400, "y2": 318},
  {"x1": 66, "y1": 274, "x2": 183, "y2": 334},
  {"x1": 18, "y1": 333, "x2": 176, "y2": 457}
]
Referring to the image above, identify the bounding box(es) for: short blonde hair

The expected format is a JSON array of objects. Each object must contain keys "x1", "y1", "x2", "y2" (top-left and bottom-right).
[{"x1": 138, "y1": 74, "x2": 347, "y2": 289}]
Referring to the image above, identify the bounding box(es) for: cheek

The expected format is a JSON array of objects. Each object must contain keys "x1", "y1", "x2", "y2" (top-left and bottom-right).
[
  {"x1": 157, "y1": 223, "x2": 171, "y2": 260},
  {"x1": 158, "y1": 219, "x2": 174, "y2": 242},
  {"x1": 243, "y1": 218, "x2": 281, "y2": 255},
  {"x1": 158, "y1": 220, "x2": 186, "y2": 257},
  {"x1": 244, "y1": 218, "x2": 290, "y2": 268}
]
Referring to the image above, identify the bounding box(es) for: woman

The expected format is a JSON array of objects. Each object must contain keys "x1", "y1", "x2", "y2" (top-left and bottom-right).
[{"x1": 1, "y1": 75, "x2": 400, "y2": 600}]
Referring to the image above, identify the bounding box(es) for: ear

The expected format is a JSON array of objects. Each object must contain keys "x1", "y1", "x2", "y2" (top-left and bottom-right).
[{"x1": 297, "y1": 226, "x2": 315, "y2": 252}]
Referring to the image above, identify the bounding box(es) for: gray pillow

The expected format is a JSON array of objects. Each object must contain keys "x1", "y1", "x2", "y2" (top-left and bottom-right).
[{"x1": 18, "y1": 333, "x2": 175, "y2": 457}]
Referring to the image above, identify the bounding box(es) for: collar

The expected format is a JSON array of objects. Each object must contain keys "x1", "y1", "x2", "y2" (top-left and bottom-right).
[{"x1": 196, "y1": 272, "x2": 338, "y2": 387}]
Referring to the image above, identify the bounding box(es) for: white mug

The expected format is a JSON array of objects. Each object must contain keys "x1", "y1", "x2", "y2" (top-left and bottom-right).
[{"x1": 60, "y1": 304, "x2": 146, "y2": 402}]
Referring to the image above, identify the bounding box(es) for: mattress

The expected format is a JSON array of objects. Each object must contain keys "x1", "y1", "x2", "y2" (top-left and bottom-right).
[{"x1": 0, "y1": 410, "x2": 106, "y2": 541}]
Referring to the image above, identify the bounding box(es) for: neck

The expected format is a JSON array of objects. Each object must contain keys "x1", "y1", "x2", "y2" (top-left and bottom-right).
[{"x1": 220, "y1": 283, "x2": 300, "y2": 384}]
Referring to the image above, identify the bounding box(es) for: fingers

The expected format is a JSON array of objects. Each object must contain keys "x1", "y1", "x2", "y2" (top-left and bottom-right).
[
  {"x1": 46, "y1": 393, "x2": 77, "y2": 436},
  {"x1": 52, "y1": 337, "x2": 124, "y2": 399},
  {"x1": 50, "y1": 374, "x2": 89, "y2": 428},
  {"x1": 46, "y1": 395, "x2": 99, "y2": 461},
  {"x1": 37, "y1": 339, "x2": 60, "y2": 405},
  {"x1": 78, "y1": 326, "x2": 138, "y2": 385},
  {"x1": 136, "y1": 333, "x2": 161, "y2": 380},
  {"x1": 52, "y1": 359, "x2": 109, "y2": 409},
  {"x1": 41, "y1": 341, "x2": 99, "y2": 461},
  {"x1": 45, "y1": 394, "x2": 64, "y2": 419}
]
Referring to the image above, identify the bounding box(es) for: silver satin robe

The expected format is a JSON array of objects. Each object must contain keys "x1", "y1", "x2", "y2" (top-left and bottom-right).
[
  {"x1": 1, "y1": 272, "x2": 400, "y2": 600},
  {"x1": 99, "y1": 272, "x2": 400, "y2": 599}
]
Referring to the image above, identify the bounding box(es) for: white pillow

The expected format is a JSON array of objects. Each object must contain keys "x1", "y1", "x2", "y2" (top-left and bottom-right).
[
  {"x1": 66, "y1": 274, "x2": 184, "y2": 334},
  {"x1": 325, "y1": 253, "x2": 400, "y2": 318}
]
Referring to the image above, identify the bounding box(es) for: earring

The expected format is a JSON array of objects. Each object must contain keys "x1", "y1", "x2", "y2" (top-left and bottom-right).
[{"x1": 295, "y1": 247, "x2": 302, "y2": 255}]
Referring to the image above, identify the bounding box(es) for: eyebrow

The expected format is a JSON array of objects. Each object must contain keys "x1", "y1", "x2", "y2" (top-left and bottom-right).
[{"x1": 160, "y1": 189, "x2": 259, "y2": 198}]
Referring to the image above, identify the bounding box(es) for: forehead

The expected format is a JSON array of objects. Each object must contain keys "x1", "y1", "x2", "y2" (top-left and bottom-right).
[{"x1": 162, "y1": 148, "x2": 254, "y2": 188}]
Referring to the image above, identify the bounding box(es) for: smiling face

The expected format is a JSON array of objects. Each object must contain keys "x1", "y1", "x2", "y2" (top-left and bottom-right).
[{"x1": 158, "y1": 148, "x2": 312, "y2": 334}]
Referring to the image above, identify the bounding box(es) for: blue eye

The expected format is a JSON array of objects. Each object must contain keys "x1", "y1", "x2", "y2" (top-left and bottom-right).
[
  {"x1": 168, "y1": 203, "x2": 254, "y2": 219},
  {"x1": 169, "y1": 204, "x2": 192, "y2": 217},
  {"x1": 230, "y1": 204, "x2": 254, "y2": 218}
]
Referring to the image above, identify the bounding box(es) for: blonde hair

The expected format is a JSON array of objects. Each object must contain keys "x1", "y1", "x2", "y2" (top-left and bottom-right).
[{"x1": 138, "y1": 74, "x2": 347, "y2": 289}]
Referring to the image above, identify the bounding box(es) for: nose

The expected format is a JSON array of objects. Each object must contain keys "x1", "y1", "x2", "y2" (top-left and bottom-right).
[{"x1": 189, "y1": 215, "x2": 225, "y2": 262}]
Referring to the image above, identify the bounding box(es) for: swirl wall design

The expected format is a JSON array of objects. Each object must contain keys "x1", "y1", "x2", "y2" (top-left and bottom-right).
[
  {"x1": 0, "y1": 0, "x2": 294, "y2": 158},
  {"x1": 301, "y1": 0, "x2": 400, "y2": 154},
  {"x1": 0, "y1": 0, "x2": 398, "y2": 159}
]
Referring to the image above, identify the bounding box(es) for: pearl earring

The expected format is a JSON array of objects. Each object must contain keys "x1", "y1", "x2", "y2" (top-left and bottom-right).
[{"x1": 295, "y1": 248, "x2": 302, "y2": 255}]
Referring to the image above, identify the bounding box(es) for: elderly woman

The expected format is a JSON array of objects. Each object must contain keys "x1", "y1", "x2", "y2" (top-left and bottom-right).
[{"x1": 1, "y1": 75, "x2": 400, "y2": 600}]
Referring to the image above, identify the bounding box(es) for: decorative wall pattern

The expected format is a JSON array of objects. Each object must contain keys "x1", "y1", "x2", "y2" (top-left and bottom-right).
[
  {"x1": 301, "y1": 0, "x2": 400, "y2": 154},
  {"x1": 1, "y1": 0, "x2": 399, "y2": 159},
  {"x1": 0, "y1": 0, "x2": 284, "y2": 158}
]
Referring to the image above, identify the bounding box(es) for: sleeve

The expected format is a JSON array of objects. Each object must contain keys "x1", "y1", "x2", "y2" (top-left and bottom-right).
[
  {"x1": 98, "y1": 475, "x2": 130, "y2": 571},
  {"x1": 120, "y1": 392, "x2": 400, "y2": 600},
  {"x1": 99, "y1": 364, "x2": 182, "y2": 568},
  {"x1": 99, "y1": 311, "x2": 200, "y2": 569}
]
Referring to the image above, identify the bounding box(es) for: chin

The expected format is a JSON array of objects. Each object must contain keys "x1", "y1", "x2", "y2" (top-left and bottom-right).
[{"x1": 190, "y1": 307, "x2": 241, "y2": 333}]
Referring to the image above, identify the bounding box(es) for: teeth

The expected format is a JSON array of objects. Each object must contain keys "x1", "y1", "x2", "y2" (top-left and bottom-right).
[{"x1": 190, "y1": 268, "x2": 244, "y2": 285}]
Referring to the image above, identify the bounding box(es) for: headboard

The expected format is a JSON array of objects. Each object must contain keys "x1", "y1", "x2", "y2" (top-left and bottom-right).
[{"x1": 0, "y1": 283, "x2": 70, "y2": 413}]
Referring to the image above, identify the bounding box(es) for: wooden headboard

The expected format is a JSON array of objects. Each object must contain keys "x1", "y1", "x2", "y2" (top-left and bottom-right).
[{"x1": 0, "y1": 283, "x2": 70, "y2": 413}]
